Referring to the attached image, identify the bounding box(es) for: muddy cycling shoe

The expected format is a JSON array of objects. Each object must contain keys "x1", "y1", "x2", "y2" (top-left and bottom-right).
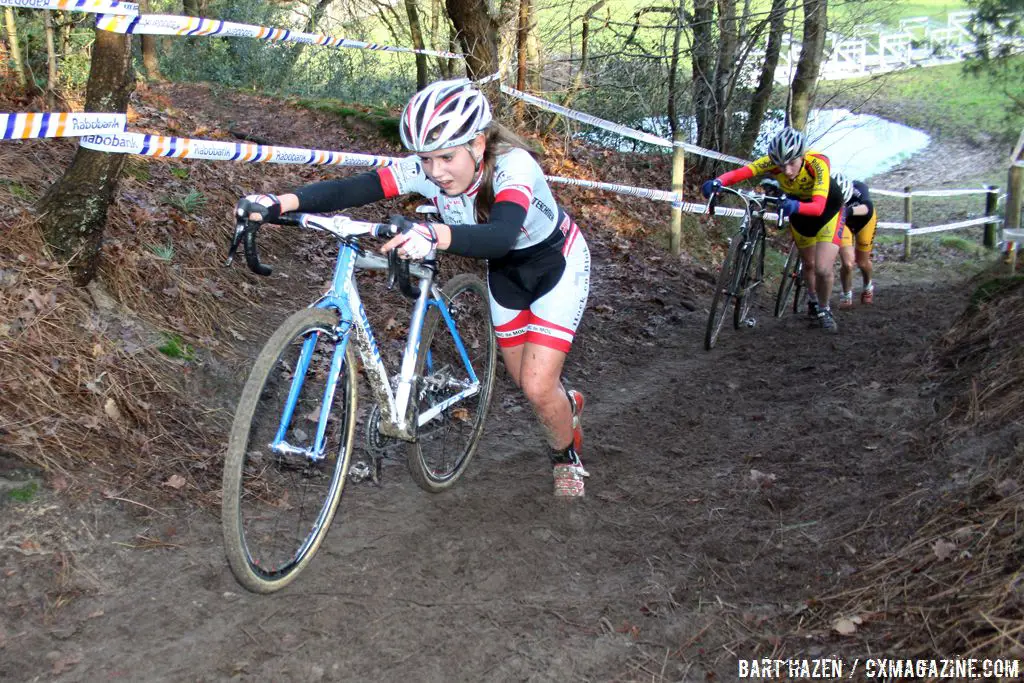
[
  {"x1": 567, "y1": 389, "x2": 585, "y2": 453},
  {"x1": 838, "y1": 292, "x2": 854, "y2": 309},
  {"x1": 552, "y1": 443, "x2": 588, "y2": 498},
  {"x1": 861, "y1": 287, "x2": 874, "y2": 305},
  {"x1": 553, "y1": 463, "x2": 589, "y2": 497},
  {"x1": 818, "y1": 308, "x2": 839, "y2": 333}
]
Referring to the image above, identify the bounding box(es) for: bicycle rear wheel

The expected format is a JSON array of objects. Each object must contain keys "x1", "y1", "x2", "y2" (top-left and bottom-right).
[
  {"x1": 406, "y1": 274, "x2": 496, "y2": 493},
  {"x1": 774, "y1": 242, "x2": 801, "y2": 318},
  {"x1": 734, "y1": 222, "x2": 766, "y2": 328},
  {"x1": 222, "y1": 308, "x2": 357, "y2": 593},
  {"x1": 705, "y1": 236, "x2": 743, "y2": 350}
]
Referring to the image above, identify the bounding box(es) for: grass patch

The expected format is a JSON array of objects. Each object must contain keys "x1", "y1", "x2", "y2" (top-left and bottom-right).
[
  {"x1": 157, "y1": 333, "x2": 195, "y2": 361},
  {"x1": 7, "y1": 481, "x2": 39, "y2": 502},
  {"x1": 164, "y1": 189, "x2": 207, "y2": 214},
  {"x1": 1, "y1": 179, "x2": 37, "y2": 201},
  {"x1": 819, "y1": 57, "x2": 1024, "y2": 142},
  {"x1": 124, "y1": 157, "x2": 151, "y2": 182},
  {"x1": 294, "y1": 98, "x2": 401, "y2": 143},
  {"x1": 170, "y1": 167, "x2": 190, "y2": 180},
  {"x1": 940, "y1": 235, "x2": 988, "y2": 254},
  {"x1": 147, "y1": 241, "x2": 174, "y2": 261}
]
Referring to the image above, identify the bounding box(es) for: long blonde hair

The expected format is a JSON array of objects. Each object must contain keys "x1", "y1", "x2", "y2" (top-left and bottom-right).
[{"x1": 474, "y1": 124, "x2": 540, "y2": 223}]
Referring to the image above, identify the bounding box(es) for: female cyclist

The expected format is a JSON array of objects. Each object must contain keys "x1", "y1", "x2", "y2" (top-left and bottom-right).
[
  {"x1": 235, "y1": 79, "x2": 592, "y2": 498},
  {"x1": 702, "y1": 127, "x2": 846, "y2": 333},
  {"x1": 833, "y1": 172, "x2": 877, "y2": 308}
]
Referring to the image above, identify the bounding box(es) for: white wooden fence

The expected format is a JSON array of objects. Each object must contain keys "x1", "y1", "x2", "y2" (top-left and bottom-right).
[{"x1": 773, "y1": 10, "x2": 1022, "y2": 82}]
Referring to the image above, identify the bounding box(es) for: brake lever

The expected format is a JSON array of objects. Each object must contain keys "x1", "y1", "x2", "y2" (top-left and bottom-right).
[{"x1": 225, "y1": 218, "x2": 246, "y2": 267}]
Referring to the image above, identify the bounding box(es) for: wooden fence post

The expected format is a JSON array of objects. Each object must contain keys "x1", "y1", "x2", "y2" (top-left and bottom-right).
[
  {"x1": 669, "y1": 134, "x2": 686, "y2": 257},
  {"x1": 984, "y1": 185, "x2": 998, "y2": 248},
  {"x1": 1007, "y1": 164, "x2": 1023, "y2": 234},
  {"x1": 903, "y1": 185, "x2": 913, "y2": 260},
  {"x1": 1006, "y1": 165, "x2": 1022, "y2": 271}
]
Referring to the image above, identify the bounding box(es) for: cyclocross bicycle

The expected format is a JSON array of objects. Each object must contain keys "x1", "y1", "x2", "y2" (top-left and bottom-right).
[
  {"x1": 704, "y1": 185, "x2": 785, "y2": 350},
  {"x1": 221, "y1": 210, "x2": 496, "y2": 593},
  {"x1": 773, "y1": 240, "x2": 806, "y2": 317}
]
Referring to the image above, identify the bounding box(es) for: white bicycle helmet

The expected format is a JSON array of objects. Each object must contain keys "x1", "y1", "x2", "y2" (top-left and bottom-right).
[
  {"x1": 399, "y1": 79, "x2": 493, "y2": 153},
  {"x1": 832, "y1": 171, "x2": 854, "y2": 203},
  {"x1": 767, "y1": 126, "x2": 807, "y2": 166}
]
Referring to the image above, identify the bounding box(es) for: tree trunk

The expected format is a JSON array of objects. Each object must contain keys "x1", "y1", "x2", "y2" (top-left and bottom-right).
[
  {"x1": 43, "y1": 10, "x2": 59, "y2": 108},
  {"x1": 738, "y1": 0, "x2": 788, "y2": 154},
  {"x1": 3, "y1": 8, "x2": 27, "y2": 90},
  {"x1": 667, "y1": 1, "x2": 685, "y2": 140},
  {"x1": 404, "y1": 0, "x2": 428, "y2": 89},
  {"x1": 445, "y1": 0, "x2": 499, "y2": 80},
  {"x1": 140, "y1": 0, "x2": 162, "y2": 80},
  {"x1": 37, "y1": 29, "x2": 134, "y2": 287},
  {"x1": 712, "y1": 0, "x2": 739, "y2": 151},
  {"x1": 182, "y1": 0, "x2": 200, "y2": 15},
  {"x1": 691, "y1": 0, "x2": 716, "y2": 173},
  {"x1": 789, "y1": 0, "x2": 827, "y2": 130},
  {"x1": 513, "y1": 0, "x2": 530, "y2": 123},
  {"x1": 557, "y1": 1, "x2": 606, "y2": 112}
]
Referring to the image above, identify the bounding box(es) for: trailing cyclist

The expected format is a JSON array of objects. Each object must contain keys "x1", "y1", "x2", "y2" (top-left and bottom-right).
[
  {"x1": 833, "y1": 172, "x2": 877, "y2": 309},
  {"x1": 236, "y1": 79, "x2": 592, "y2": 498},
  {"x1": 702, "y1": 126, "x2": 846, "y2": 333}
]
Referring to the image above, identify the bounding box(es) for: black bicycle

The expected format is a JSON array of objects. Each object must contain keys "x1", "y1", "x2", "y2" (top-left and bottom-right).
[
  {"x1": 773, "y1": 239, "x2": 806, "y2": 317},
  {"x1": 704, "y1": 185, "x2": 785, "y2": 350}
]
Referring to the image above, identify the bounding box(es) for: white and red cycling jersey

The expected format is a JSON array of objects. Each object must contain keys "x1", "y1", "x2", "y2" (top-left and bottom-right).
[{"x1": 378, "y1": 147, "x2": 562, "y2": 251}]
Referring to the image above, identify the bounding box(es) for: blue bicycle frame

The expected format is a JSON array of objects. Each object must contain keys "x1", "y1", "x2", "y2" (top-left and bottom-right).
[{"x1": 269, "y1": 237, "x2": 481, "y2": 463}]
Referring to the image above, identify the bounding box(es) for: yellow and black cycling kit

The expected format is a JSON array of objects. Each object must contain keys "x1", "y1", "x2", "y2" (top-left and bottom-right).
[{"x1": 716, "y1": 151, "x2": 846, "y2": 248}]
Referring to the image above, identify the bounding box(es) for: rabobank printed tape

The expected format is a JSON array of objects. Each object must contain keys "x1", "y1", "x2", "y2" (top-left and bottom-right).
[
  {"x1": 78, "y1": 131, "x2": 402, "y2": 167},
  {"x1": 1, "y1": 112, "x2": 126, "y2": 139},
  {"x1": 96, "y1": 13, "x2": 463, "y2": 58},
  {"x1": 0, "y1": 0, "x2": 137, "y2": 15}
]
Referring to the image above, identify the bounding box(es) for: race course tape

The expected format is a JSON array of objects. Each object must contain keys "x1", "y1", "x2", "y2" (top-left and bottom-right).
[
  {"x1": 0, "y1": 0, "x2": 137, "y2": 15},
  {"x1": 546, "y1": 176, "x2": 680, "y2": 204},
  {"x1": 78, "y1": 131, "x2": 401, "y2": 167},
  {"x1": 500, "y1": 85, "x2": 749, "y2": 166},
  {"x1": 1, "y1": 112, "x2": 126, "y2": 139},
  {"x1": 871, "y1": 188, "x2": 997, "y2": 198},
  {"x1": 96, "y1": 13, "x2": 463, "y2": 58}
]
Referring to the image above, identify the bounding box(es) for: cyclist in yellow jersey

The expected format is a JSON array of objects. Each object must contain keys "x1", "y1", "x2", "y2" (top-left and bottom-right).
[
  {"x1": 702, "y1": 127, "x2": 846, "y2": 333},
  {"x1": 832, "y1": 172, "x2": 877, "y2": 308}
]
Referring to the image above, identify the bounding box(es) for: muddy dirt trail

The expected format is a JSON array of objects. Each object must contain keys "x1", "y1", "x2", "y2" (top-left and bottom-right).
[{"x1": 0, "y1": 256, "x2": 972, "y2": 682}]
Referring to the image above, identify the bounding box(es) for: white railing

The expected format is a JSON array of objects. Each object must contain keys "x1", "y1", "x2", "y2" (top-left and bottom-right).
[{"x1": 777, "y1": 9, "x2": 1024, "y2": 82}]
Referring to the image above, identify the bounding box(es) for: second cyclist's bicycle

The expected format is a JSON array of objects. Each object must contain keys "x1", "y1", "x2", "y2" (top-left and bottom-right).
[
  {"x1": 773, "y1": 240, "x2": 806, "y2": 317},
  {"x1": 703, "y1": 185, "x2": 785, "y2": 350},
  {"x1": 221, "y1": 211, "x2": 496, "y2": 593}
]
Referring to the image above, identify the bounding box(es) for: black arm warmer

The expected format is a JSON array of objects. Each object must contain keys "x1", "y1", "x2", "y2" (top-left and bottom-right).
[
  {"x1": 445, "y1": 201, "x2": 528, "y2": 259},
  {"x1": 292, "y1": 171, "x2": 386, "y2": 213}
]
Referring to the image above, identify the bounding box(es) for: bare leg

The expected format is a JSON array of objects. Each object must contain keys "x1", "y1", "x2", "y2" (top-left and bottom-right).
[
  {"x1": 814, "y1": 242, "x2": 841, "y2": 306},
  {"x1": 798, "y1": 245, "x2": 817, "y2": 300},
  {"x1": 502, "y1": 343, "x2": 572, "y2": 450},
  {"x1": 856, "y1": 249, "x2": 873, "y2": 288},
  {"x1": 839, "y1": 245, "x2": 856, "y2": 294}
]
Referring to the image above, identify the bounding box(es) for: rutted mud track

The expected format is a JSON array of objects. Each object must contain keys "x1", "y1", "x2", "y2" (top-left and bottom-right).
[{"x1": 1, "y1": 266, "x2": 967, "y2": 681}]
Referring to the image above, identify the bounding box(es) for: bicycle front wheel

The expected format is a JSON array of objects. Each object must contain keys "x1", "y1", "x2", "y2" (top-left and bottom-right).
[
  {"x1": 407, "y1": 274, "x2": 496, "y2": 493},
  {"x1": 705, "y1": 236, "x2": 743, "y2": 350},
  {"x1": 222, "y1": 308, "x2": 358, "y2": 593},
  {"x1": 734, "y1": 222, "x2": 766, "y2": 329},
  {"x1": 774, "y1": 242, "x2": 801, "y2": 318}
]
